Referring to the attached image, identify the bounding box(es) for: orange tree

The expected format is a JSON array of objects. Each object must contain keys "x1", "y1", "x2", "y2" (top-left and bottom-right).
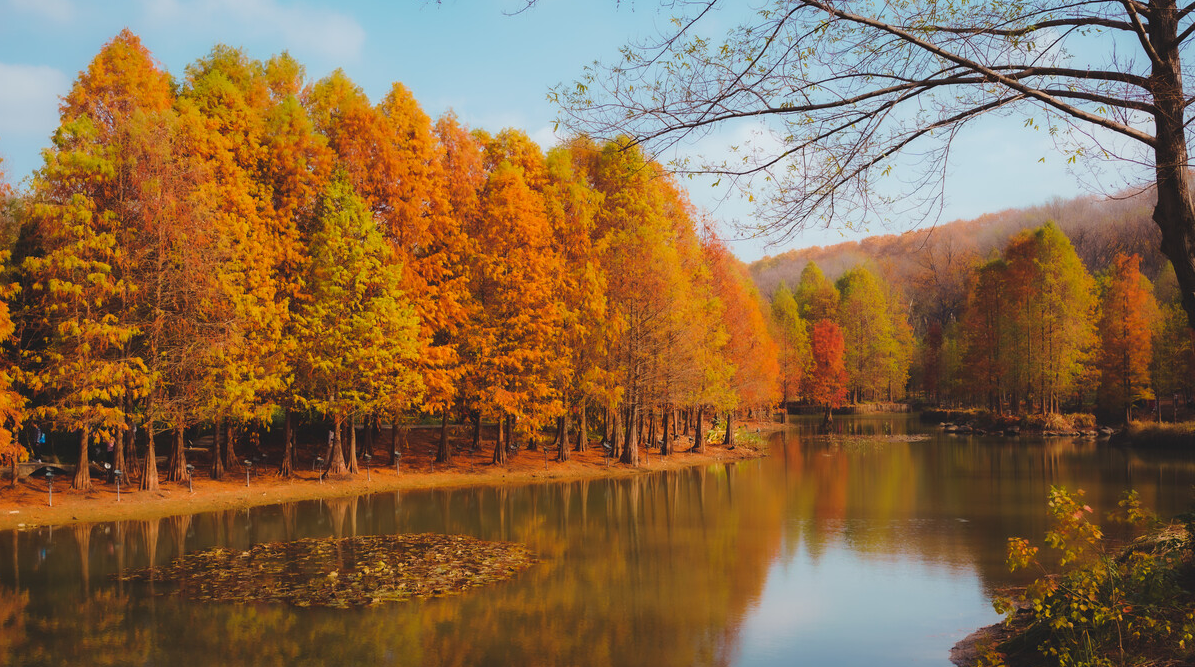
[
  {"x1": 805, "y1": 320, "x2": 848, "y2": 425},
  {"x1": 0, "y1": 160, "x2": 24, "y2": 480},
  {"x1": 1096, "y1": 254, "x2": 1160, "y2": 423}
]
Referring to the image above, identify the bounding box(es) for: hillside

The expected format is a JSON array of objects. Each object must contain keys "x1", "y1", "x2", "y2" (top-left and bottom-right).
[{"x1": 749, "y1": 192, "x2": 1162, "y2": 332}]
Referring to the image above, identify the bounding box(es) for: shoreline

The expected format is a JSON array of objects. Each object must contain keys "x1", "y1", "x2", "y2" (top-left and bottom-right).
[{"x1": 0, "y1": 428, "x2": 774, "y2": 531}]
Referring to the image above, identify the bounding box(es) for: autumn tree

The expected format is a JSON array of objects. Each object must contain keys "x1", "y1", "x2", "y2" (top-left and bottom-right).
[
  {"x1": 794, "y1": 262, "x2": 839, "y2": 323},
  {"x1": 584, "y1": 139, "x2": 726, "y2": 464},
  {"x1": 177, "y1": 46, "x2": 294, "y2": 477},
  {"x1": 1097, "y1": 254, "x2": 1160, "y2": 423},
  {"x1": 292, "y1": 177, "x2": 423, "y2": 475},
  {"x1": 836, "y1": 265, "x2": 906, "y2": 403},
  {"x1": 0, "y1": 161, "x2": 24, "y2": 482},
  {"x1": 557, "y1": 0, "x2": 1195, "y2": 332},
  {"x1": 1153, "y1": 264, "x2": 1195, "y2": 412},
  {"x1": 770, "y1": 281, "x2": 810, "y2": 407},
  {"x1": 1003, "y1": 223, "x2": 1097, "y2": 413},
  {"x1": 542, "y1": 141, "x2": 606, "y2": 461},
  {"x1": 704, "y1": 232, "x2": 780, "y2": 444},
  {"x1": 462, "y1": 131, "x2": 565, "y2": 465},
  {"x1": 958, "y1": 258, "x2": 1010, "y2": 411},
  {"x1": 805, "y1": 320, "x2": 848, "y2": 426},
  {"x1": 21, "y1": 29, "x2": 170, "y2": 490}
]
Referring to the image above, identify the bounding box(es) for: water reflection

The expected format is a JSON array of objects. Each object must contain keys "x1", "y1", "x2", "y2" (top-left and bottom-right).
[{"x1": 1, "y1": 415, "x2": 1193, "y2": 666}]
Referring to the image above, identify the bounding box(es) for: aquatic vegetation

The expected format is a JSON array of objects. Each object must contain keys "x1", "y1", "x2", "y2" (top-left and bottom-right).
[{"x1": 121, "y1": 533, "x2": 536, "y2": 608}]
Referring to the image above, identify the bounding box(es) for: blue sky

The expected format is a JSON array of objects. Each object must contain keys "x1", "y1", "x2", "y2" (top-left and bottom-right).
[{"x1": 0, "y1": 0, "x2": 1116, "y2": 261}]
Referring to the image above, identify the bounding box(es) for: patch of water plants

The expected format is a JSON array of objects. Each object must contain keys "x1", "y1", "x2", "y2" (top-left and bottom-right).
[{"x1": 121, "y1": 533, "x2": 537, "y2": 608}]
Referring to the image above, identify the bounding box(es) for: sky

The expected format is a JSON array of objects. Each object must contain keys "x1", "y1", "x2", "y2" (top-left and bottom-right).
[{"x1": 0, "y1": 0, "x2": 1122, "y2": 262}]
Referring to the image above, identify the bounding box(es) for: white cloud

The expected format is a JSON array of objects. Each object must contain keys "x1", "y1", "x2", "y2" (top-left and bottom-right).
[
  {"x1": 0, "y1": 63, "x2": 70, "y2": 135},
  {"x1": 8, "y1": 0, "x2": 75, "y2": 22},
  {"x1": 138, "y1": 0, "x2": 365, "y2": 63}
]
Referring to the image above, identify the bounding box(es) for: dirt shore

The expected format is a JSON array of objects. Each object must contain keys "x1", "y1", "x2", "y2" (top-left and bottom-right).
[{"x1": 0, "y1": 425, "x2": 773, "y2": 531}]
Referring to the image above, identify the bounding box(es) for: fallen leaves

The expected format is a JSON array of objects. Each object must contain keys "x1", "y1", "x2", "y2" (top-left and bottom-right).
[{"x1": 121, "y1": 533, "x2": 537, "y2": 608}]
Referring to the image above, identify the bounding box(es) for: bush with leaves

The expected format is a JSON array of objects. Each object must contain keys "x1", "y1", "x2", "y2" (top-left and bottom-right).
[{"x1": 983, "y1": 487, "x2": 1195, "y2": 667}]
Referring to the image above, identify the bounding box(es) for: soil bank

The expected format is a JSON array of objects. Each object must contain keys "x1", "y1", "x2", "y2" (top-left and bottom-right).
[{"x1": 0, "y1": 424, "x2": 775, "y2": 531}]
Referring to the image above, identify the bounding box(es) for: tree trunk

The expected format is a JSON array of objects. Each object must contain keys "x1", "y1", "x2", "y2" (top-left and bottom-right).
[
  {"x1": 575, "y1": 402, "x2": 588, "y2": 452},
  {"x1": 347, "y1": 418, "x2": 359, "y2": 474},
  {"x1": 72, "y1": 428, "x2": 91, "y2": 491},
  {"x1": 660, "y1": 406, "x2": 671, "y2": 456},
  {"x1": 557, "y1": 407, "x2": 570, "y2": 462},
  {"x1": 327, "y1": 412, "x2": 348, "y2": 475},
  {"x1": 362, "y1": 413, "x2": 374, "y2": 462},
  {"x1": 211, "y1": 420, "x2": 225, "y2": 480},
  {"x1": 693, "y1": 406, "x2": 705, "y2": 454},
  {"x1": 1141, "y1": 6, "x2": 1195, "y2": 335},
  {"x1": 140, "y1": 426, "x2": 159, "y2": 492},
  {"x1": 166, "y1": 422, "x2": 187, "y2": 483},
  {"x1": 110, "y1": 429, "x2": 124, "y2": 484},
  {"x1": 223, "y1": 420, "x2": 240, "y2": 473},
  {"x1": 620, "y1": 403, "x2": 638, "y2": 465},
  {"x1": 492, "y1": 415, "x2": 508, "y2": 465},
  {"x1": 472, "y1": 411, "x2": 481, "y2": 452},
  {"x1": 127, "y1": 423, "x2": 141, "y2": 480},
  {"x1": 822, "y1": 403, "x2": 834, "y2": 427},
  {"x1": 391, "y1": 418, "x2": 400, "y2": 463},
  {"x1": 723, "y1": 410, "x2": 735, "y2": 447},
  {"x1": 279, "y1": 410, "x2": 294, "y2": 479},
  {"x1": 436, "y1": 409, "x2": 452, "y2": 463}
]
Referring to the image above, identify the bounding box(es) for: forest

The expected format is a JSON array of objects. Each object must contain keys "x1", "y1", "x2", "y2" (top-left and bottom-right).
[
  {"x1": 2, "y1": 30, "x2": 1194, "y2": 499},
  {"x1": 759, "y1": 201, "x2": 1195, "y2": 428},
  {"x1": 0, "y1": 31, "x2": 783, "y2": 492}
]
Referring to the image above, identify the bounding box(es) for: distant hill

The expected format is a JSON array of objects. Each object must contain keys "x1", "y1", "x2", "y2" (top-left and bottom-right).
[{"x1": 748, "y1": 192, "x2": 1163, "y2": 331}]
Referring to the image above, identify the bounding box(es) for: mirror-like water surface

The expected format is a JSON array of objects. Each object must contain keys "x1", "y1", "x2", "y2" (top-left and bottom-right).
[{"x1": 3, "y1": 415, "x2": 1194, "y2": 666}]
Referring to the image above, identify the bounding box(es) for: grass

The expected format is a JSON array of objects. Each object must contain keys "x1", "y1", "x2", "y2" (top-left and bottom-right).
[{"x1": 1118, "y1": 421, "x2": 1195, "y2": 449}]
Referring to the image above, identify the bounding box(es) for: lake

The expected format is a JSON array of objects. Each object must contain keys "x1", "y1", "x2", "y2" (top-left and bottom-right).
[{"x1": 2, "y1": 414, "x2": 1194, "y2": 666}]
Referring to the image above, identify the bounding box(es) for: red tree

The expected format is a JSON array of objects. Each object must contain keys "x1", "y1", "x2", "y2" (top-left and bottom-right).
[{"x1": 805, "y1": 320, "x2": 848, "y2": 426}]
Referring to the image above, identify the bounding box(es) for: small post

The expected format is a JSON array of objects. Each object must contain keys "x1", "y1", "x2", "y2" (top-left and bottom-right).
[
  {"x1": 363, "y1": 453, "x2": 371, "y2": 481},
  {"x1": 394, "y1": 451, "x2": 401, "y2": 475},
  {"x1": 115, "y1": 470, "x2": 123, "y2": 501},
  {"x1": 244, "y1": 460, "x2": 253, "y2": 487},
  {"x1": 186, "y1": 463, "x2": 195, "y2": 493},
  {"x1": 45, "y1": 470, "x2": 53, "y2": 507},
  {"x1": 544, "y1": 447, "x2": 548, "y2": 470}
]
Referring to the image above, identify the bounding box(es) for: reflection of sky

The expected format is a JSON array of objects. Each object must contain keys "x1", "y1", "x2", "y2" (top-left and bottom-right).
[{"x1": 735, "y1": 535, "x2": 998, "y2": 666}]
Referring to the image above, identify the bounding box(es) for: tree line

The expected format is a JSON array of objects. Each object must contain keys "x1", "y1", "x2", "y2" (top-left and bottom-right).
[
  {"x1": 0, "y1": 30, "x2": 782, "y2": 491},
  {"x1": 764, "y1": 219, "x2": 1195, "y2": 427}
]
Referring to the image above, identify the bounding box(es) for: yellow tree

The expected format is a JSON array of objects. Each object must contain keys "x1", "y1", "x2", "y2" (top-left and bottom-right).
[
  {"x1": 770, "y1": 281, "x2": 810, "y2": 407},
  {"x1": 293, "y1": 177, "x2": 423, "y2": 475},
  {"x1": 0, "y1": 161, "x2": 24, "y2": 482},
  {"x1": 543, "y1": 141, "x2": 605, "y2": 461},
  {"x1": 794, "y1": 262, "x2": 839, "y2": 323},
  {"x1": 22, "y1": 29, "x2": 169, "y2": 490},
  {"x1": 258, "y1": 53, "x2": 335, "y2": 477},
  {"x1": 309, "y1": 74, "x2": 467, "y2": 460},
  {"x1": 1097, "y1": 254, "x2": 1160, "y2": 423},
  {"x1": 177, "y1": 46, "x2": 292, "y2": 477},
  {"x1": 836, "y1": 265, "x2": 896, "y2": 403},
  {"x1": 1003, "y1": 223, "x2": 1097, "y2": 413}
]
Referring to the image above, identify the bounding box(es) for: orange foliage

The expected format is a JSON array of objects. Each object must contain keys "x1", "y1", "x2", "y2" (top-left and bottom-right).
[
  {"x1": 806, "y1": 320, "x2": 848, "y2": 411},
  {"x1": 1097, "y1": 254, "x2": 1159, "y2": 421}
]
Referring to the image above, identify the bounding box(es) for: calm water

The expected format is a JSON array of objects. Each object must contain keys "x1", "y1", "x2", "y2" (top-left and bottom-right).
[{"x1": 3, "y1": 414, "x2": 1195, "y2": 666}]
